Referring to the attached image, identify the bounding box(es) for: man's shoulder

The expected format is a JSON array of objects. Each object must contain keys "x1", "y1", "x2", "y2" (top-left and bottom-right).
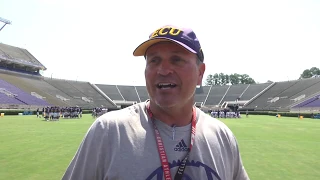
[{"x1": 97, "y1": 102, "x2": 146, "y2": 125}]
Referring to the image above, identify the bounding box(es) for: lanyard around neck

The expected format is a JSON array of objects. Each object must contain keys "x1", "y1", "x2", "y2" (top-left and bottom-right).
[{"x1": 146, "y1": 103, "x2": 197, "y2": 180}]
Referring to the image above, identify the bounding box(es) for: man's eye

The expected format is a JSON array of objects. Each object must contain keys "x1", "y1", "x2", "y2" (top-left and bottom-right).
[
  {"x1": 172, "y1": 57, "x2": 184, "y2": 63},
  {"x1": 147, "y1": 58, "x2": 159, "y2": 64}
]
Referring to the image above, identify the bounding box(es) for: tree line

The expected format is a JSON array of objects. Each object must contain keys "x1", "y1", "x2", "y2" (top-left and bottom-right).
[
  {"x1": 299, "y1": 67, "x2": 320, "y2": 79},
  {"x1": 205, "y1": 73, "x2": 256, "y2": 86},
  {"x1": 205, "y1": 67, "x2": 320, "y2": 86}
]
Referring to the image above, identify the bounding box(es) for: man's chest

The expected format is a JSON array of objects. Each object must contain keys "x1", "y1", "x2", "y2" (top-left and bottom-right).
[{"x1": 103, "y1": 130, "x2": 229, "y2": 180}]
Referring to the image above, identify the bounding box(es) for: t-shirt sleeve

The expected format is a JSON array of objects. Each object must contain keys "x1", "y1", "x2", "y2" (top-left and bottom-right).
[{"x1": 61, "y1": 118, "x2": 108, "y2": 180}]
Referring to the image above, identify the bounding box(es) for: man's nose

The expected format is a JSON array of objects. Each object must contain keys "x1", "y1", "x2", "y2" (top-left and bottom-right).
[{"x1": 157, "y1": 61, "x2": 173, "y2": 75}]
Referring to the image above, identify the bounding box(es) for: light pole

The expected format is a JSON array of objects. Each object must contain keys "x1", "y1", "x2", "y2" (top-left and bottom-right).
[{"x1": 0, "y1": 17, "x2": 11, "y2": 31}]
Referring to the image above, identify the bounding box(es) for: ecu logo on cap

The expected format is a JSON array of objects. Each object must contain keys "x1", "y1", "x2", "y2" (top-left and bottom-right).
[{"x1": 150, "y1": 27, "x2": 183, "y2": 38}]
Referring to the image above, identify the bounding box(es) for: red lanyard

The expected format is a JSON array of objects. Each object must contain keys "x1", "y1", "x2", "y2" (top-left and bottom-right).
[{"x1": 146, "y1": 103, "x2": 197, "y2": 180}]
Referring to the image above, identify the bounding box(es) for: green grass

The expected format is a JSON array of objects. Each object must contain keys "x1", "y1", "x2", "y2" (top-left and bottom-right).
[
  {"x1": 0, "y1": 114, "x2": 319, "y2": 180},
  {"x1": 0, "y1": 115, "x2": 94, "y2": 180},
  {"x1": 220, "y1": 115, "x2": 320, "y2": 180}
]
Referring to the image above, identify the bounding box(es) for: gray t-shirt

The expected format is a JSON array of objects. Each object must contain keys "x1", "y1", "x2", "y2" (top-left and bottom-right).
[{"x1": 62, "y1": 102, "x2": 249, "y2": 180}]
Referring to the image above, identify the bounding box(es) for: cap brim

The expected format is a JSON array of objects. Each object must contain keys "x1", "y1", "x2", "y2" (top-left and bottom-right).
[{"x1": 133, "y1": 37, "x2": 197, "y2": 57}]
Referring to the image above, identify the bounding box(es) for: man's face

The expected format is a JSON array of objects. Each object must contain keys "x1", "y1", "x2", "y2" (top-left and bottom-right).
[{"x1": 145, "y1": 42, "x2": 205, "y2": 109}]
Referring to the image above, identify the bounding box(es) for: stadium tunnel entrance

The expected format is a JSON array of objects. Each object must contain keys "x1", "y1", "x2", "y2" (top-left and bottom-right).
[
  {"x1": 222, "y1": 101, "x2": 248, "y2": 111},
  {"x1": 113, "y1": 100, "x2": 138, "y2": 109}
]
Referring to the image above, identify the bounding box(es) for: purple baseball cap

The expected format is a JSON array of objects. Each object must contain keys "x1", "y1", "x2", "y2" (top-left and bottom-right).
[{"x1": 133, "y1": 25, "x2": 204, "y2": 62}]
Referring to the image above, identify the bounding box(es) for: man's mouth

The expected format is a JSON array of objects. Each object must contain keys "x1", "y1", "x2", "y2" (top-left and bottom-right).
[{"x1": 157, "y1": 83, "x2": 177, "y2": 89}]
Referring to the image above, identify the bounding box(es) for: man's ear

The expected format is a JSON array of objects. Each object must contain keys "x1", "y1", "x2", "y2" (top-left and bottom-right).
[{"x1": 197, "y1": 63, "x2": 206, "y2": 85}]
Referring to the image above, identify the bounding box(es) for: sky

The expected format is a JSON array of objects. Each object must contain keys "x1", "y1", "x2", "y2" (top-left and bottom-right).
[{"x1": 0, "y1": 0, "x2": 319, "y2": 86}]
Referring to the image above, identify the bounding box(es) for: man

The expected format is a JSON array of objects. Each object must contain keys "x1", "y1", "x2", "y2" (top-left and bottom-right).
[
  {"x1": 36, "y1": 108, "x2": 39, "y2": 118},
  {"x1": 62, "y1": 25, "x2": 249, "y2": 180}
]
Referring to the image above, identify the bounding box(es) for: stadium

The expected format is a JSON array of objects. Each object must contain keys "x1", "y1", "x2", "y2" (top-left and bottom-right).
[
  {"x1": 1, "y1": 42, "x2": 319, "y2": 114},
  {"x1": 1, "y1": 19, "x2": 319, "y2": 179}
]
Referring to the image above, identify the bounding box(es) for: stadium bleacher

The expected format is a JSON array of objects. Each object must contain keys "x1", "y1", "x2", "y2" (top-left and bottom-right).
[
  {"x1": 240, "y1": 83, "x2": 272, "y2": 100},
  {"x1": 43, "y1": 78, "x2": 95, "y2": 109},
  {"x1": 0, "y1": 43, "x2": 46, "y2": 70},
  {"x1": 117, "y1": 85, "x2": 140, "y2": 102},
  {"x1": 302, "y1": 98, "x2": 320, "y2": 108},
  {"x1": 220, "y1": 84, "x2": 249, "y2": 102},
  {"x1": 95, "y1": 84, "x2": 124, "y2": 101},
  {"x1": 44, "y1": 78, "x2": 117, "y2": 109},
  {"x1": 266, "y1": 78, "x2": 320, "y2": 110},
  {"x1": 135, "y1": 86, "x2": 149, "y2": 102},
  {"x1": 0, "y1": 89, "x2": 25, "y2": 105},
  {"x1": 292, "y1": 94, "x2": 320, "y2": 108},
  {"x1": 195, "y1": 86, "x2": 211, "y2": 106},
  {"x1": 244, "y1": 80, "x2": 299, "y2": 110},
  {"x1": 44, "y1": 78, "x2": 87, "y2": 99},
  {"x1": 204, "y1": 85, "x2": 229, "y2": 106},
  {"x1": 0, "y1": 71, "x2": 117, "y2": 109},
  {"x1": 67, "y1": 81, "x2": 115, "y2": 108},
  {"x1": 0, "y1": 72, "x2": 69, "y2": 107},
  {"x1": 1, "y1": 70, "x2": 319, "y2": 111},
  {"x1": 0, "y1": 78, "x2": 50, "y2": 107},
  {"x1": 290, "y1": 94, "x2": 320, "y2": 113}
]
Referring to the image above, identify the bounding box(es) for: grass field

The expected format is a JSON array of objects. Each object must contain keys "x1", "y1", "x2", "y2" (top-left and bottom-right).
[{"x1": 0, "y1": 114, "x2": 319, "y2": 180}]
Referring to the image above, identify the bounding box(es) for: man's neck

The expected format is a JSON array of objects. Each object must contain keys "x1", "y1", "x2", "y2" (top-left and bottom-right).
[{"x1": 148, "y1": 101, "x2": 194, "y2": 127}]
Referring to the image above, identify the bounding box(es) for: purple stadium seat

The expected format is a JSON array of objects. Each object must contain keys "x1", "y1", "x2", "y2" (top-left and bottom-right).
[
  {"x1": 293, "y1": 96, "x2": 320, "y2": 108},
  {"x1": 0, "y1": 93, "x2": 24, "y2": 104},
  {"x1": 0, "y1": 78, "x2": 50, "y2": 106},
  {"x1": 303, "y1": 98, "x2": 320, "y2": 107}
]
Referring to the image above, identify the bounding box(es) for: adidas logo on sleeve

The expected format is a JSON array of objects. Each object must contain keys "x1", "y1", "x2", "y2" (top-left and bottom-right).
[{"x1": 174, "y1": 139, "x2": 190, "y2": 152}]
